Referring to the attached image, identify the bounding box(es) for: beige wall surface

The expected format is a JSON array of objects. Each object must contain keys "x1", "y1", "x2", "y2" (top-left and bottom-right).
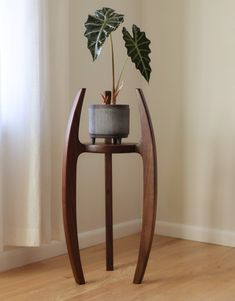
[
  {"x1": 52, "y1": 0, "x2": 235, "y2": 237},
  {"x1": 41, "y1": 0, "x2": 235, "y2": 245},
  {"x1": 143, "y1": 0, "x2": 235, "y2": 232}
]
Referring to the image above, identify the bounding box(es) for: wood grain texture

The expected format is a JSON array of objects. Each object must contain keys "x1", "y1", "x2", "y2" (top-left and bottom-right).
[
  {"x1": 62, "y1": 88, "x2": 157, "y2": 284},
  {"x1": 1, "y1": 235, "x2": 235, "y2": 301},
  {"x1": 133, "y1": 89, "x2": 157, "y2": 284},
  {"x1": 62, "y1": 89, "x2": 86, "y2": 284},
  {"x1": 104, "y1": 91, "x2": 114, "y2": 271},
  {"x1": 105, "y1": 152, "x2": 113, "y2": 271}
]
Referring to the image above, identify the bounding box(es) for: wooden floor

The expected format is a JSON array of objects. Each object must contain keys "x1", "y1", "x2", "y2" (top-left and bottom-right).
[{"x1": 0, "y1": 234, "x2": 235, "y2": 301}]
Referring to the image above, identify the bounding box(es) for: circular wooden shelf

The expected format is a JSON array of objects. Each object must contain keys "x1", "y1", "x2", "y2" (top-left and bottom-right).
[{"x1": 83, "y1": 143, "x2": 138, "y2": 154}]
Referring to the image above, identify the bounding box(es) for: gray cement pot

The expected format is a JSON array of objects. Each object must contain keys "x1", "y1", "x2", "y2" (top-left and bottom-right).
[{"x1": 89, "y1": 104, "x2": 130, "y2": 144}]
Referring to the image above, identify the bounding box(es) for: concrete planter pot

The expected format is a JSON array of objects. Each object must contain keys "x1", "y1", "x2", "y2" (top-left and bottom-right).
[{"x1": 89, "y1": 104, "x2": 130, "y2": 144}]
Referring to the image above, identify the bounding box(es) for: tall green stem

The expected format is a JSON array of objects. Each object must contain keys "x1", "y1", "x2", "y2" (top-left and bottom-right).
[
  {"x1": 116, "y1": 57, "x2": 128, "y2": 92},
  {"x1": 110, "y1": 33, "x2": 115, "y2": 104}
]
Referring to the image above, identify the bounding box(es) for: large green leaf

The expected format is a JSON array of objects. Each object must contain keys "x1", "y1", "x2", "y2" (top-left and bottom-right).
[
  {"x1": 84, "y1": 7, "x2": 124, "y2": 61},
  {"x1": 122, "y1": 25, "x2": 151, "y2": 82}
]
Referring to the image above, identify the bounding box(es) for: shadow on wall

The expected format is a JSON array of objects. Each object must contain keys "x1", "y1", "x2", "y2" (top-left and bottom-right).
[
  {"x1": 142, "y1": 0, "x2": 187, "y2": 225},
  {"x1": 181, "y1": 0, "x2": 235, "y2": 235},
  {"x1": 145, "y1": 0, "x2": 235, "y2": 236}
]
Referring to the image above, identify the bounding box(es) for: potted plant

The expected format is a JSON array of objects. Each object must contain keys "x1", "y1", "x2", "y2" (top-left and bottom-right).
[{"x1": 84, "y1": 7, "x2": 151, "y2": 144}]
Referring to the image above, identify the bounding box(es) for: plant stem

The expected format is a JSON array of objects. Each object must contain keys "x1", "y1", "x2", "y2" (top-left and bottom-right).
[
  {"x1": 110, "y1": 33, "x2": 115, "y2": 104},
  {"x1": 116, "y1": 57, "x2": 128, "y2": 92}
]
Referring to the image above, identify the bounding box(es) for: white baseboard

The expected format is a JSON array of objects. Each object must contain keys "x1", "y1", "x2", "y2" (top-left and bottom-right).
[
  {"x1": 0, "y1": 219, "x2": 141, "y2": 272},
  {"x1": 78, "y1": 218, "x2": 141, "y2": 249},
  {"x1": 156, "y1": 221, "x2": 235, "y2": 247},
  {"x1": 1, "y1": 219, "x2": 234, "y2": 272},
  {"x1": 0, "y1": 241, "x2": 67, "y2": 273}
]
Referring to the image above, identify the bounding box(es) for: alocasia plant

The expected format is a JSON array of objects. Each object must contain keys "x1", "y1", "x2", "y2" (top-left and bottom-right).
[{"x1": 84, "y1": 7, "x2": 151, "y2": 104}]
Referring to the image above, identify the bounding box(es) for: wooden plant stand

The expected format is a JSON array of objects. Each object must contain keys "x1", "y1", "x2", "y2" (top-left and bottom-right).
[{"x1": 62, "y1": 88, "x2": 157, "y2": 284}]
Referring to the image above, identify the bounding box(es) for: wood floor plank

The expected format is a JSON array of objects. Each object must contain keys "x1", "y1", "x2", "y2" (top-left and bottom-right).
[{"x1": 0, "y1": 235, "x2": 235, "y2": 301}]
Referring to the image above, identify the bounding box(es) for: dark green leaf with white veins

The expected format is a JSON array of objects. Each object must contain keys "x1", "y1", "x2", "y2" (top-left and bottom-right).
[
  {"x1": 84, "y1": 7, "x2": 124, "y2": 61},
  {"x1": 122, "y1": 25, "x2": 151, "y2": 82}
]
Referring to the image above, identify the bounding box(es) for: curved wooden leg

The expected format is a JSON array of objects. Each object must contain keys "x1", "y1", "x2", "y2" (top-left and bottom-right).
[
  {"x1": 62, "y1": 89, "x2": 86, "y2": 284},
  {"x1": 63, "y1": 154, "x2": 85, "y2": 284},
  {"x1": 133, "y1": 154, "x2": 156, "y2": 283},
  {"x1": 133, "y1": 89, "x2": 157, "y2": 284}
]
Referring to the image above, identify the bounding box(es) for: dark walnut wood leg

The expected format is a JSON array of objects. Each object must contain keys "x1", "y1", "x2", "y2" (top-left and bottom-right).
[
  {"x1": 105, "y1": 152, "x2": 114, "y2": 270},
  {"x1": 104, "y1": 93, "x2": 114, "y2": 271},
  {"x1": 62, "y1": 89, "x2": 86, "y2": 284},
  {"x1": 133, "y1": 89, "x2": 157, "y2": 284}
]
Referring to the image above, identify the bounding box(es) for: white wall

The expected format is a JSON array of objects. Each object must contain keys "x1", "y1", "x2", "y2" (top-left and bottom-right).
[{"x1": 143, "y1": 0, "x2": 235, "y2": 244}]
